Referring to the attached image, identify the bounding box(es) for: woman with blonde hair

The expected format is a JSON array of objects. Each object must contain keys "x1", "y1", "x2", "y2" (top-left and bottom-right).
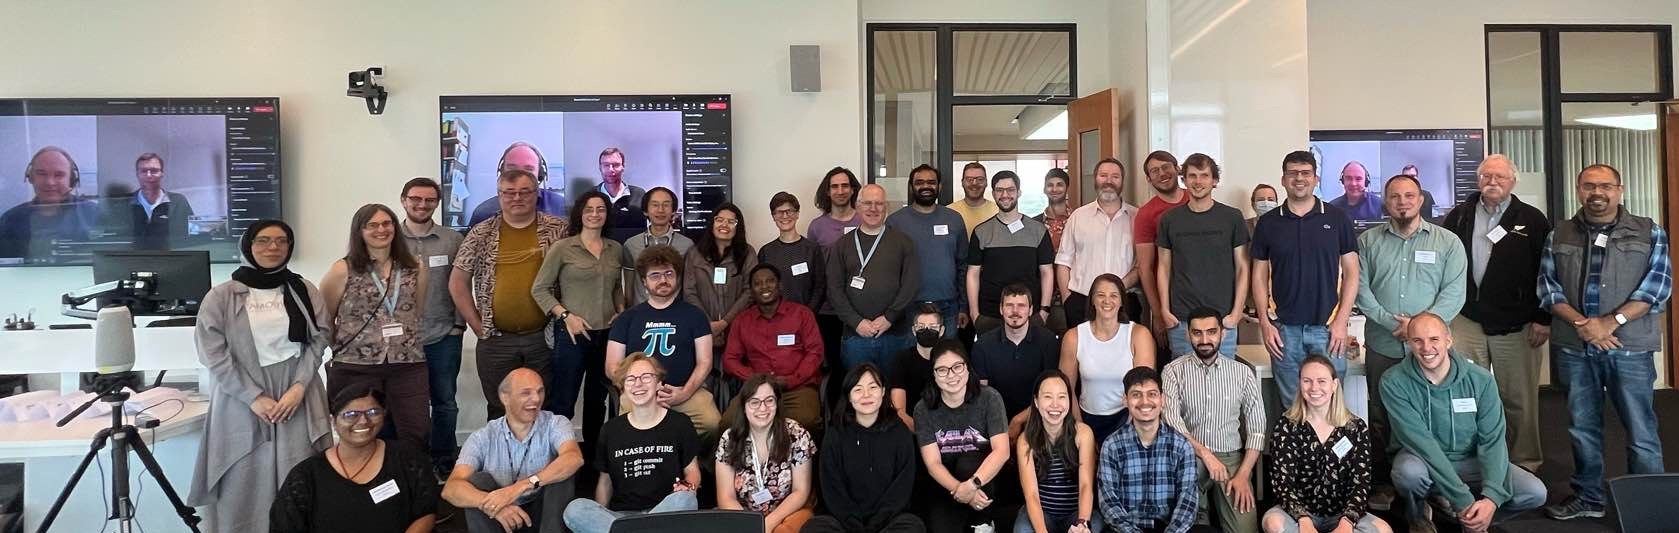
[{"x1": 1263, "y1": 355, "x2": 1391, "y2": 533}]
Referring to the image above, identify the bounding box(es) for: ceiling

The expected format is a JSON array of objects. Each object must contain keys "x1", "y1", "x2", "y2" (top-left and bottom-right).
[{"x1": 872, "y1": 30, "x2": 1071, "y2": 96}]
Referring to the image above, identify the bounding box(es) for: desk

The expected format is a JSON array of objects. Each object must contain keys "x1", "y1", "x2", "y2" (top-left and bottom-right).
[{"x1": 4, "y1": 326, "x2": 203, "y2": 393}]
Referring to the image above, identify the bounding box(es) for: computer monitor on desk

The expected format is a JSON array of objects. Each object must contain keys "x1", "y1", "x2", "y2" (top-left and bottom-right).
[{"x1": 92, "y1": 250, "x2": 211, "y2": 316}]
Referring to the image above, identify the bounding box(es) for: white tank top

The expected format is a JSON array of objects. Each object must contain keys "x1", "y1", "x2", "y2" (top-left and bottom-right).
[{"x1": 1075, "y1": 321, "x2": 1134, "y2": 415}]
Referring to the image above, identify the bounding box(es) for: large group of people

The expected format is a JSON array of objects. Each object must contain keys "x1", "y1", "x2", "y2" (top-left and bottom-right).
[{"x1": 171, "y1": 145, "x2": 1669, "y2": 533}]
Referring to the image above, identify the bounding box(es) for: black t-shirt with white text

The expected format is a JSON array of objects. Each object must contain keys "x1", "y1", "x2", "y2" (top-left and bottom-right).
[{"x1": 594, "y1": 410, "x2": 701, "y2": 511}]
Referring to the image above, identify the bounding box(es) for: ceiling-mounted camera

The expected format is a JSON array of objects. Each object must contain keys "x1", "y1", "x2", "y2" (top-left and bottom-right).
[{"x1": 347, "y1": 66, "x2": 387, "y2": 115}]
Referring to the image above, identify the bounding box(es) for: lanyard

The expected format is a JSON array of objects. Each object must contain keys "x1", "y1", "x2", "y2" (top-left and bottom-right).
[
  {"x1": 852, "y1": 230, "x2": 883, "y2": 272},
  {"x1": 507, "y1": 428, "x2": 534, "y2": 477},
  {"x1": 368, "y1": 268, "x2": 402, "y2": 316},
  {"x1": 748, "y1": 434, "x2": 768, "y2": 493}
]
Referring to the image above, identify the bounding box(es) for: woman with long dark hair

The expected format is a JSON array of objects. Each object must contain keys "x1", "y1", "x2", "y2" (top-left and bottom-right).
[
  {"x1": 802, "y1": 363, "x2": 924, "y2": 533},
  {"x1": 1015, "y1": 371, "x2": 1100, "y2": 533},
  {"x1": 271, "y1": 385, "x2": 439, "y2": 532},
  {"x1": 319, "y1": 203, "x2": 431, "y2": 452},
  {"x1": 1058, "y1": 273, "x2": 1154, "y2": 444},
  {"x1": 683, "y1": 202, "x2": 758, "y2": 343},
  {"x1": 532, "y1": 191, "x2": 624, "y2": 449},
  {"x1": 187, "y1": 219, "x2": 332, "y2": 533},
  {"x1": 913, "y1": 341, "x2": 1011, "y2": 533},
  {"x1": 715, "y1": 374, "x2": 816, "y2": 533}
]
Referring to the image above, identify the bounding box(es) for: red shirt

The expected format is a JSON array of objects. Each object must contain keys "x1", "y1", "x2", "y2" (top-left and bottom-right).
[
  {"x1": 1133, "y1": 193, "x2": 1189, "y2": 245},
  {"x1": 722, "y1": 300, "x2": 824, "y2": 389}
]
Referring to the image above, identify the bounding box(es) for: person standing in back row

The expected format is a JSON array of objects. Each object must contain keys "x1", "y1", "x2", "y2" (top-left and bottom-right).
[
  {"x1": 1056, "y1": 158, "x2": 1140, "y2": 327},
  {"x1": 966, "y1": 170, "x2": 1054, "y2": 335},
  {"x1": 399, "y1": 177, "x2": 468, "y2": 476},
  {"x1": 1156, "y1": 153, "x2": 1249, "y2": 360},
  {"x1": 828, "y1": 184, "x2": 921, "y2": 380},
  {"x1": 949, "y1": 162, "x2": 999, "y2": 235},
  {"x1": 622, "y1": 187, "x2": 692, "y2": 307},
  {"x1": 887, "y1": 164, "x2": 970, "y2": 339},
  {"x1": 1134, "y1": 151, "x2": 1188, "y2": 343}
]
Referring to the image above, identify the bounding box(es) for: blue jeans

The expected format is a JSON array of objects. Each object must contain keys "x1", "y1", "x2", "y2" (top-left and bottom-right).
[
  {"x1": 1015, "y1": 507, "x2": 1102, "y2": 533},
  {"x1": 1555, "y1": 347, "x2": 1665, "y2": 506},
  {"x1": 1165, "y1": 321, "x2": 1237, "y2": 361},
  {"x1": 842, "y1": 332, "x2": 912, "y2": 384},
  {"x1": 424, "y1": 334, "x2": 463, "y2": 467},
  {"x1": 563, "y1": 490, "x2": 699, "y2": 533},
  {"x1": 1391, "y1": 450, "x2": 1546, "y2": 525},
  {"x1": 1272, "y1": 323, "x2": 1345, "y2": 408}
]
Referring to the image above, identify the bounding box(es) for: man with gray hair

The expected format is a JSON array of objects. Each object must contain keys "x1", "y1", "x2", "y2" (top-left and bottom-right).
[
  {"x1": 444, "y1": 368, "x2": 583, "y2": 533},
  {"x1": 1439, "y1": 154, "x2": 1551, "y2": 474}
]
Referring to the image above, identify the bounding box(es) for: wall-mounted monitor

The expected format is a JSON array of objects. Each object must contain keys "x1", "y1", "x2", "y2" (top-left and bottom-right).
[
  {"x1": 439, "y1": 94, "x2": 734, "y2": 242},
  {"x1": 0, "y1": 97, "x2": 283, "y2": 266},
  {"x1": 1309, "y1": 128, "x2": 1485, "y2": 231}
]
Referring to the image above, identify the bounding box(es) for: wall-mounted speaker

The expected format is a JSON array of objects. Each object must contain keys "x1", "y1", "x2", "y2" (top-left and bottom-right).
[{"x1": 790, "y1": 45, "x2": 821, "y2": 93}]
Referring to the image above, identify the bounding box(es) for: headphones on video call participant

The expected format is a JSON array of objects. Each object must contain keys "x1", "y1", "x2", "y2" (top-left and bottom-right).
[
  {"x1": 22, "y1": 146, "x2": 82, "y2": 188},
  {"x1": 498, "y1": 141, "x2": 550, "y2": 185}
]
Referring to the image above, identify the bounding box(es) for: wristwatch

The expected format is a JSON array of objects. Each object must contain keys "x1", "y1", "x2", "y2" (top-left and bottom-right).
[
  {"x1": 527, "y1": 475, "x2": 541, "y2": 489},
  {"x1": 1615, "y1": 313, "x2": 1629, "y2": 325},
  {"x1": 557, "y1": 310, "x2": 571, "y2": 321}
]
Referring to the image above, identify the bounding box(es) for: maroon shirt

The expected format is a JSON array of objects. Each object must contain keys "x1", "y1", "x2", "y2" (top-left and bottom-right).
[{"x1": 722, "y1": 300, "x2": 825, "y2": 389}]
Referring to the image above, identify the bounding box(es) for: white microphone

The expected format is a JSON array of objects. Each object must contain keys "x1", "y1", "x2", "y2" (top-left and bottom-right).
[{"x1": 94, "y1": 306, "x2": 136, "y2": 375}]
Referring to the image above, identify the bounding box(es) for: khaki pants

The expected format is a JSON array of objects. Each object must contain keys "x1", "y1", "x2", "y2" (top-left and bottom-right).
[
  {"x1": 1451, "y1": 316, "x2": 1544, "y2": 471},
  {"x1": 1196, "y1": 450, "x2": 1258, "y2": 533},
  {"x1": 620, "y1": 388, "x2": 721, "y2": 436}
]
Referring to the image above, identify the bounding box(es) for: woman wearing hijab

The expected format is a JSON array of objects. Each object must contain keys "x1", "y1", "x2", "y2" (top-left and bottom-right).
[{"x1": 187, "y1": 220, "x2": 333, "y2": 533}]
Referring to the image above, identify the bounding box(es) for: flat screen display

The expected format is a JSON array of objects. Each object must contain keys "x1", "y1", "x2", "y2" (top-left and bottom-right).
[{"x1": 1309, "y1": 128, "x2": 1485, "y2": 230}]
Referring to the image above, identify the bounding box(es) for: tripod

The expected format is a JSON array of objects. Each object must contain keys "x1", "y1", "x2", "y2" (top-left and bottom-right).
[{"x1": 35, "y1": 378, "x2": 202, "y2": 533}]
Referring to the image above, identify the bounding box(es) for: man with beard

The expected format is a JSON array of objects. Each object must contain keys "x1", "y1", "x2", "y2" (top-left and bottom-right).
[
  {"x1": 1439, "y1": 154, "x2": 1551, "y2": 474},
  {"x1": 1033, "y1": 167, "x2": 1072, "y2": 250},
  {"x1": 1055, "y1": 158, "x2": 1140, "y2": 327},
  {"x1": 967, "y1": 170, "x2": 1054, "y2": 335},
  {"x1": 1539, "y1": 163, "x2": 1670, "y2": 522},
  {"x1": 604, "y1": 245, "x2": 721, "y2": 435},
  {"x1": 887, "y1": 164, "x2": 969, "y2": 338},
  {"x1": 1384, "y1": 313, "x2": 1546, "y2": 533},
  {"x1": 827, "y1": 184, "x2": 921, "y2": 378},
  {"x1": 718, "y1": 264, "x2": 825, "y2": 431},
  {"x1": 1330, "y1": 161, "x2": 1384, "y2": 223},
  {"x1": 1355, "y1": 173, "x2": 1467, "y2": 510},
  {"x1": 1155, "y1": 154, "x2": 1249, "y2": 360},
  {"x1": 399, "y1": 177, "x2": 468, "y2": 476},
  {"x1": 970, "y1": 284, "x2": 1058, "y2": 422},
  {"x1": 1133, "y1": 151, "x2": 1189, "y2": 340},
  {"x1": 949, "y1": 162, "x2": 999, "y2": 234},
  {"x1": 1161, "y1": 307, "x2": 1264, "y2": 533}
]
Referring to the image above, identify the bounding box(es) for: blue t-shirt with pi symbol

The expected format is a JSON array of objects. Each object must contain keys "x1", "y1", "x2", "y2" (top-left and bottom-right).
[{"x1": 609, "y1": 301, "x2": 711, "y2": 386}]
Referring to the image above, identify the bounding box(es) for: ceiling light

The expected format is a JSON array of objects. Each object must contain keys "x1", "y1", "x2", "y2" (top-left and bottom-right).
[
  {"x1": 1574, "y1": 114, "x2": 1656, "y2": 131},
  {"x1": 1026, "y1": 110, "x2": 1068, "y2": 140}
]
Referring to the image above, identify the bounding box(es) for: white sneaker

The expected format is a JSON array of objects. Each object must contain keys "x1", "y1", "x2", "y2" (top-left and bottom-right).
[{"x1": 972, "y1": 524, "x2": 995, "y2": 533}]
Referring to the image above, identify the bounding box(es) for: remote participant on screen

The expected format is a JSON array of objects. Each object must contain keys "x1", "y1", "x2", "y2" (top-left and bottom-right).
[
  {"x1": 0, "y1": 146, "x2": 101, "y2": 260},
  {"x1": 595, "y1": 147, "x2": 648, "y2": 242},
  {"x1": 1399, "y1": 164, "x2": 1438, "y2": 220},
  {"x1": 1329, "y1": 160, "x2": 1384, "y2": 223},
  {"x1": 128, "y1": 152, "x2": 197, "y2": 250},
  {"x1": 470, "y1": 141, "x2": 567, "y2": 226}
]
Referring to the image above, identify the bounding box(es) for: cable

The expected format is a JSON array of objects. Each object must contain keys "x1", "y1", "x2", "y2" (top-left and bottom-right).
[
  {"x1": 134, "y1": 397, "x2": 187, "y2": 424},
  {"x1": 94, "y1": 455, "x2": 110, "y2": 533}
]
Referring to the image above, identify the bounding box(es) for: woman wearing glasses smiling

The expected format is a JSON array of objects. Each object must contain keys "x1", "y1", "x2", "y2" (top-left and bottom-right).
[
  {"x1": 684, "y1": 202, "x2": 759, "y2": 353},
  {"x1": 271, "y1": 384, "x2": 439, "y2": 532},
  {"x1": 913, "y1": 340, "x2": 1012, "y2": 533},
  {"x1": 565, "y1": 353, "x2": 702, "y2": 532}
]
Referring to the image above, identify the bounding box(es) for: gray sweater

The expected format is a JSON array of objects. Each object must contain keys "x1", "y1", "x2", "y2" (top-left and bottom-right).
[{"x1": 825, "y1": 226, "x2": 921, "y2": 332}]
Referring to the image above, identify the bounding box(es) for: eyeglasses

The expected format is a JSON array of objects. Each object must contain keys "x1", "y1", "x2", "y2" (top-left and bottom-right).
[
  {"x1": 138, "y1": 168, "x2": 163, "y2": 176},
  {"x1": 498, "y1": 189, "x2": 536, "y2": 199},
  {"x1": 404, "y1": 195, "x2": 440, "y2": 205},
  {"x1": 772, "y1": 208, "x2": 799, "y2": 218},
  {"x1": 645, "y1": 270, "x2": 677, "y2": 282},
  {"x1": 713, "y1": 217, "x2": 740, "y2": 227},
  {"x1": 746, "y1": 396, "x2": 777, "y2": 410},
  {"x1": 624, "y1": 372, "x2": 659, "y2": 386},
  {"x1": 252, "y1": 237, "x2": 291, "y2": 248},
  {"x1": 363, "y1": 220, "x2": 395, "y2": 231},
  {"x1": 1580, "y1": 182, "x2": 1621, "y2": 193},
  {"x1": 338, "y1": 408, "x2": 385, "y2": 423},
  {"x1": 933, "y1": 362, "x2": 967, "y2": 378}
]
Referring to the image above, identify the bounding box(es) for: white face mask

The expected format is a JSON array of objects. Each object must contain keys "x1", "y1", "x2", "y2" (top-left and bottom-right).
[{"x1": 1253, "y1": 200, "x2": 1278, "y2": 216}]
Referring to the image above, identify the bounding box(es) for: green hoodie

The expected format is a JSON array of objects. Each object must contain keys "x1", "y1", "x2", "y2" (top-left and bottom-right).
[{"x1": 1378, "y1": 350, "x2": 1511, "y2": 509}]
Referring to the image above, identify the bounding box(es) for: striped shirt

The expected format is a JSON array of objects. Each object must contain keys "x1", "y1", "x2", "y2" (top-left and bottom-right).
[
  {"x1": 1161, "y1": 354, "x2": 1266, "y2": 453},
  {"x1": 457, "y1": 411, "x2": 575, "y2": 503},
  {"x1": 1097, "y1": 422, "x2": 1199, "y2": 533},
  {"x1": 1035, "y1": 451, "x2": 1079, "y2": 517}
]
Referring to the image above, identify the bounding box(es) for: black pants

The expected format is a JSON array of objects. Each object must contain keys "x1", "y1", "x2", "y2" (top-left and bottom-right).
[
  {"x1": 800, "y1": 514, "x2": 926, "y2": 533},
  {"x1": 326, "y1": 361, "x2": 430, "y2": 453},
  {"x1": 477, "y1": 331, "x2": 551, "y2": 420},
  {"x1": 818, "y1": 312, "x2": 846, "y2": 407},
  {"x1": 463, "y1": 471, "x2": 573, "y2": 533}
]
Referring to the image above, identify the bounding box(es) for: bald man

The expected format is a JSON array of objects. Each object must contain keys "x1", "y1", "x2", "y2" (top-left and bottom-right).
[
  {"x1": 468, "y1": 142, "x2": 569, "y2": 227},
  {"x1": 445, "y1": 368, "x2": 584, "y2": 533},
  {"x1": 827, "y1": 184, "x2": 921, "y2": 377},
  {"x1": 0, "y1": 147, "x2": 101, "y2": 260},
  {"x1": 1329, "y1": 161, "x2": 1384, "y2": 222}
]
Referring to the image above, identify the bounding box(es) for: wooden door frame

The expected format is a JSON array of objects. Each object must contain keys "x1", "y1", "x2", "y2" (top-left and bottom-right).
[{"x1": 1066, "y1": 88, "x2": 1120, "y2": 207}]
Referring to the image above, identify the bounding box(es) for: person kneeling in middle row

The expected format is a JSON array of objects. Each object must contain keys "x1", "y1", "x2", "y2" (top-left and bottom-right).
[
  {"x1": 442, "y1": 368, "x2": 583, "y2": 533},
  {"x1": 565, "y1": 353, "x2": 703, "y2": 533}
]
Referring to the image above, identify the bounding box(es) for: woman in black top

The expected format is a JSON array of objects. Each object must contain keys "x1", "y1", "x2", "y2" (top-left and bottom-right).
[
  {"x1": 801, "y1": 364, "x2": 925, "y2": 533},
  {"x1": 271, "y1": 384, "x2": 437, "y2": 533},
  {"x1": 912, "y1": 341, "x2": 1011, "y2": 533},
  {"x1": 1015, "y1": 370, "x2": 1099, "y2": 533},
  {"x1": 1264, "y1": 355, "x2": 1391, "y2": 533}
]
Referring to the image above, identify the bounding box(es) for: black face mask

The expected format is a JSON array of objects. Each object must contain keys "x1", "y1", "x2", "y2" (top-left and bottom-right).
[{"x1": 915, "y1": 328, "x2": 942, "y2": 348}]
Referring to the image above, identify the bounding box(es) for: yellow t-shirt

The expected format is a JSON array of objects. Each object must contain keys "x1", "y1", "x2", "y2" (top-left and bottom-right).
[
  {"x1": 948, "y1": 199, "x2": 999, "y2": 234},
  {"x1": 491, "y1": 220, "x2": 548, "y2": 333}
]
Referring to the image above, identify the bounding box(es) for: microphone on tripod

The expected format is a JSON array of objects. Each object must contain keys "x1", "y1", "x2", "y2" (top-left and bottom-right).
[{"x1": 57, "y1": 306, "x2": 136, "y2": 427}]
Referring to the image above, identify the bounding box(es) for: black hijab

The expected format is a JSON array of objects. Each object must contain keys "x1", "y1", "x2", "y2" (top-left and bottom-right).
[{"x1": 233, "y1": 219, "x2": 317, "y2": 345}]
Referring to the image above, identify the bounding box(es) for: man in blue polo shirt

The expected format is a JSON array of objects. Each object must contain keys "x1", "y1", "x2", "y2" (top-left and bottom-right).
[{"x1": 1251, "y1": 150, "x2": 1360, "y2": 408}]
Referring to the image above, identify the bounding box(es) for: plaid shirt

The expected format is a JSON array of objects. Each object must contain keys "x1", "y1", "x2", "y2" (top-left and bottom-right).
[
  {"x1": 1098, "y1": 422, "x2": 1200, "y2": 533},
  {"x1": 1539, "y1": 219, "x2": 1671, "y2": 356},
  {"x1": 453, "y1": 213, "x2": 568, "y2": 337}
]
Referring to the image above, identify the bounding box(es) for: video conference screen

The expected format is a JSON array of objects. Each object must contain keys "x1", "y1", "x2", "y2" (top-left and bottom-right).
[
  {"x1": 1310, "y1": 128, "x2": 1485, "y2": 231},
  {"x1": 439, "y1": 94, "x2": 733, "y2": 242},
  {"x1": 0, "y1": 98, "x2": 283, "y2": 266}
]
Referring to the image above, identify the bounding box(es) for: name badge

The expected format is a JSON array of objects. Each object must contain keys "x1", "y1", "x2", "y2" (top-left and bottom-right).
[
  {"x1": 369, "y1": 478, "x2": 401, "y2": 504},
  {"x1": 933, "y1": 224, "x2": 950, "y2": 236},
  {"x1": 777, "y1": 334, "x2": 795, "y2": 346},
  {"x1": 713, "y1": 267, "x2": 728, "y2": 285},
  {"x1": 790, "y1": 262, "x2": 809, "y2": 276},
  {"x1": 849, "y1": 276, "x2": 866, "y2": 290},
  {"x1": 750, "y1": 488, "x2": 773, "y2": 506},
  {"x1": 1414, "y1": 250, "x2": 1437, "y2": 264},
  {"x1": 1594, "y1": 233, "x2": 1609, "y2": 247},
  {"x1": 428, "y1": 254, "x2": 450, "y2": 268},
  {"x1": 1331, "y1": 436, "x2": 1353, "y2": 459},
  {"x1": 381, "y1": 323, "x2": 404, "y2": 338},
  {"x1": 1486, "y1": 226, "x2": 1508, "y2": 244},
  {"x1": 1006, "y1": 220, "x2": 1025, "y2": 234},
  {"x1": 1451, "y1": 398, "x2": 1477, "y2": 413},
  {"x1": 843, "y1": 226, "x2": 857, "y2": 234}
]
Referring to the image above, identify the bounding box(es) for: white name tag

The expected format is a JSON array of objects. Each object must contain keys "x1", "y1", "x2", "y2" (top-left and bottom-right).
[
  {"x1": 713, "y1": 267, "x2": 728, "y2": 285},
  {"x1": 1414, "y1": 250, "x2": 1437, "y2": 264},
  {"x1": 1006, "y1": 220, "x2": 1025, "y2": 234},
  {"x1": 1451, "y1": 398, "x2": 1478, "y2": 413},
  {"x1": 843, "y1": 226, "x2": 857, "y2": 234},
  {"x1": 849, "y1": 276, "x2": 866, "y2": 290},
  {"x1": 790, "y1": 262, "x2": 809, "y2": 276},
  {"x1": 1331, "y1": 436, "x2": 1353, "y2": 459},
  {"x1": 381, "y1": 323, "x2": 404, "y2": 338},
  {"x1": 777, "y1": 334, "x2": 795, "y2": 346},
  {"x1": 933, "y1": 224, "x2": 950, "y2": 236},
  {"x1": 369, "y1": 478, "x2": 401, "y2": 504},
  {"x1": 428, "y1": 254, "x2": 449, "y2": 268},
  {"x1": 1594, "y1": 233, "x2": 1609, "y2": 247},
  {"x1": 750, "y1": 488, "x2": 773, "y2": 506},
  {"x1": 1486, "y1": 226, "x2": 1507, "y2": 244}
]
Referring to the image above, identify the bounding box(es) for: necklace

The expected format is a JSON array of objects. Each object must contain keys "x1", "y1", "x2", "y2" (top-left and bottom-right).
[{"x1": 333, "y1": 441, "x2": 381, "y2": 482}]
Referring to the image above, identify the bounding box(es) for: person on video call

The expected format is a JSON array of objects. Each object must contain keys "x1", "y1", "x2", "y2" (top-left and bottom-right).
[
  {"x1": 470, "y1": 142, "x2": 568, "y2": 227},
  {"x1": 0, "y1": 146, "x2": 101, "y2": 260},
  {"x1": 1400, "y1": 164, "x2": 1438, "y2": 221},
  {"x1": 129, "y1": 152, "x2": 196, "y2": 250},
  {"x1": 1329, "y1": 161, "x2": 1385, "y2": 223},
  {"x1": 595, "y1": 147, "x2": 648, "y2": 243}
]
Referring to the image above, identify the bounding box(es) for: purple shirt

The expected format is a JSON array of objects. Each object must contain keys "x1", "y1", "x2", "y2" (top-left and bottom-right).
[{"x1": 807, "y1": 213, "x2": 859, "y2": 250}]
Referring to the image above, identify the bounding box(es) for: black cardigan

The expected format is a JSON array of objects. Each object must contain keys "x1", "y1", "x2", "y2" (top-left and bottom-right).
[
  {"x1": 1439, "y1": 192, "x2": 1552, "y2": 335},
  {"x1": 819, "y1": 414, "x2": 919, "y2": 533}
]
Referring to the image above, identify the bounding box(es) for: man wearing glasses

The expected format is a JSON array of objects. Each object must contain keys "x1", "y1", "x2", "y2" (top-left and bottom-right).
[
  {"x1": 401, "y1": 177, "x2": 469, "y2": 477},
  {"x1": 451, "y1": 169, "x2": 569, "y2": 421},
  {"x1": 605, "y1": 244, "x2": 721, "y2": 436},
  {"x1": 827, "y1": 184, "x2": 921, "y2": 380},
  {"x1": 622, "y1": 187, "x2": 693, "y2": 307},
  {"x1": 128, "y1": 152, "x2": 195, "y2": 250}
]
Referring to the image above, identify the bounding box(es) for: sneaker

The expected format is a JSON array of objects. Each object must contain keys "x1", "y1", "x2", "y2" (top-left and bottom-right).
[
  {"x1": 1408, "y1": 503, "x2": 1436, "y2": 533},
  {"x1": 1545, "y1": 496, "x2": 1605, "y2": 520},
  {"x1": 1368, "y1": 484, "x2": 1396, "y2": 511},
  {"x1": 971, "y1": 524, "x2": 995, "y2": 533}
]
